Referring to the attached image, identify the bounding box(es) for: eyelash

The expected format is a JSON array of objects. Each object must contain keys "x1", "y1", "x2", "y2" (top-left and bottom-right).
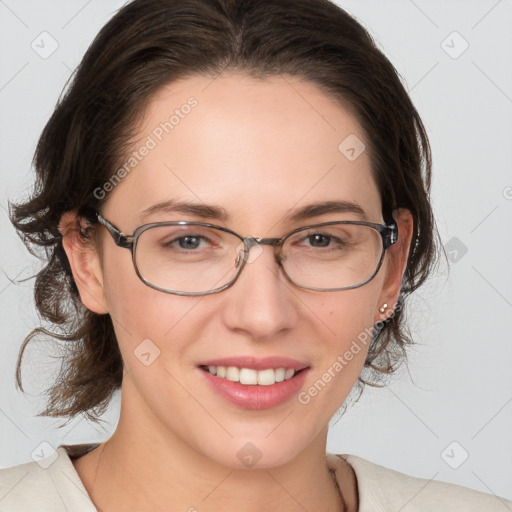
[{"x1": 161, "y1": 231, "x2": 348, "y2": 253}]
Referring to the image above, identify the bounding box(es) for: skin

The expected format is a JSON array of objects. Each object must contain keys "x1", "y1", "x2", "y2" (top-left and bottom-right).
[{"x1": 61, "y1": 72, "x2": 413, "y2": 512}]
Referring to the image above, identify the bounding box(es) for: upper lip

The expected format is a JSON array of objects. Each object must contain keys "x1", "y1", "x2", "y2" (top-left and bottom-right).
[{"x1": 198, "y1": 356, "x2": 309, "y2": 371}]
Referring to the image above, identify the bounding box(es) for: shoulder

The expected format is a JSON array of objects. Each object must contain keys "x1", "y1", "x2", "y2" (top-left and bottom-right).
[
  {"x1": 0, "y1": 445, "x2": 97, "y2": 511},
  {"x1": 328, "y1": 453, "x2": 512, "y2": 512}
]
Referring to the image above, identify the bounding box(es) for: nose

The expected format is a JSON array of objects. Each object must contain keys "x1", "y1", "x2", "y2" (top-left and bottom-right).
[{"x1": 221, "y1": 242, "x2": 299, "y2": 340}]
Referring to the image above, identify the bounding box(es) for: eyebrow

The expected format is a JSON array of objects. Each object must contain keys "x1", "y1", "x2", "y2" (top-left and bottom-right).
[
  {"x1": 138, "y1": 199, "x2": 367, "y2": 223},
  {"x1": 283, "y1": 200, "x2": 367, "y2": 223},
  {"x1": 139, "y1": 200, "x2": 228, "y2": 222}
]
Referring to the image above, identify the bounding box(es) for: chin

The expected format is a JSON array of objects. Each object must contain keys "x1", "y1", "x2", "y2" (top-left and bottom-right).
[{"x1": 192, "y1": 426, "x2": 317, "y2": 470}]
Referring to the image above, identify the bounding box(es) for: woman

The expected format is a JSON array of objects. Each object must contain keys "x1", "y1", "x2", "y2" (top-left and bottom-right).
[{"x1": 1, "y1": 0, "x2": 510, "y2": 510}]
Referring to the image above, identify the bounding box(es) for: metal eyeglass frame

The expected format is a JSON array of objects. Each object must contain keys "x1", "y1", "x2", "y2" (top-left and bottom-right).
[{"x1": 92, "y1": 211, "x2": 398, "y2": 296}]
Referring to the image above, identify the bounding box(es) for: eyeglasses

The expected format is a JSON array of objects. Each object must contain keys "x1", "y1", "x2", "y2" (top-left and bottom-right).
[{"x1": 92, "y1": 211, "x2": 398, "y2": 296}]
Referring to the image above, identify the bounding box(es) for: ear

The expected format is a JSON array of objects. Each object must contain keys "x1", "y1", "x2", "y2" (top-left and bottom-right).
[
  {"x1": 375, "y1": 208, "x2": 414, "y2": 323},
  {"x1": 59, "y1": 210, "x2": 109, "y2": 315}
]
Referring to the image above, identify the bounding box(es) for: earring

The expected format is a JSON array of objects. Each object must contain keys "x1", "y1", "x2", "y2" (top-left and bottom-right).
[{"x1": 379, "y1": 303, "x2": 388, "y2": 313}]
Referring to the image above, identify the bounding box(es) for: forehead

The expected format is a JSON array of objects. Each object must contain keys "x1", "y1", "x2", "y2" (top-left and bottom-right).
[{"x1": 105, "y1": 72, "x2": 382, "y2": 230}]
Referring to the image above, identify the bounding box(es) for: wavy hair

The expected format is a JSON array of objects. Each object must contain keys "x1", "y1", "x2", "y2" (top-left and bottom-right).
[{"x1": 10, "y1": 0, "x2": 442, "y2": 421}]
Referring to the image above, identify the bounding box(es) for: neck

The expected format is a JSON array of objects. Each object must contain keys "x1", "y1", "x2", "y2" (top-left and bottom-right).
[{"x1": 73, "y1": 381, "x2": 355, "y2": 512}]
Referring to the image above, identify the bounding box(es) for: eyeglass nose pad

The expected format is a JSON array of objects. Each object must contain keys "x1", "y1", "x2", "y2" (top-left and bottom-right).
[
  {"x1": 235, "y1": 238, "x2": 264, "y2": 267},
  {"x1": 235, "y1": 251, "x2": 243, "y2": 269},
  {"x1": 234, "y1": 239, "x2": 251, "y2": 268}
]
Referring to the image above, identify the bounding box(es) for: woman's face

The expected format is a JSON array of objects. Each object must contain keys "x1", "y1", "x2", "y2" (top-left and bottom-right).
[{"x1": 73, "y1": 73, "x2": 411, "y2": 468}]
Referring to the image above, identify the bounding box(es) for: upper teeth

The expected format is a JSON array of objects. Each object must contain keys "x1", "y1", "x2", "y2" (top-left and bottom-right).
[{"x1": 205, "y1": 366, "x2": 296, "y2": 386}]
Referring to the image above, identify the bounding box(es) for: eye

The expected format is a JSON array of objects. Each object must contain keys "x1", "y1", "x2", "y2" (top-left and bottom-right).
[
  {"x1": 172, "y1": 235, "x2": 205, "y2": 250},
  {"x1": 160, "y1": 233, "x2": 215, "y2": 251},
  {"x1": 300, "y1": 231, "x2": 348, "y2": 250},
  {"x1": 306, "y1": 233, "x2": 335, "y2": 248}
]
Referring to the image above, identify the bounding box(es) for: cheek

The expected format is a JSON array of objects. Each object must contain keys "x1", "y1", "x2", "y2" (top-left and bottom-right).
[
  {"x1": 99, "y1": 249, "x2": 200, "y2": 362},
  {"x1": 318, "y1": 283, "x2": 380, "y2": 351},
  {"x1": 302, "y1": 284, "x2": 382, "y2": 398}
]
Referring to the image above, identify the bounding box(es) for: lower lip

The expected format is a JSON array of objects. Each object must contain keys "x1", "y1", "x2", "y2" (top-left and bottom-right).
[{"x1": 199, "y1": 368, "x2": 309, "y2": 410}]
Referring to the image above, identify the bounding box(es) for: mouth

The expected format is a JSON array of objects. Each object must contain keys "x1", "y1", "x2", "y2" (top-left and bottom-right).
[
  {"x1": 199, "y1": 365, "x2": 307, "y2": 386},
  {"x1": 197, "y1": 357, "x2": 310, "y2": 410}
]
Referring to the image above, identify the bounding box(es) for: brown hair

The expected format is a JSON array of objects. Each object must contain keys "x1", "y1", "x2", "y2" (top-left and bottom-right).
[{"x1": 10, "y1": 0, "x2": 442, "y2": 421}]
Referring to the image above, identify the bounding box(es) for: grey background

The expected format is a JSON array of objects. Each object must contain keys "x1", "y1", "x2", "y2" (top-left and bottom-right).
[{"x1": 1, "y1": 0, "x2": 511, "y2": 502}]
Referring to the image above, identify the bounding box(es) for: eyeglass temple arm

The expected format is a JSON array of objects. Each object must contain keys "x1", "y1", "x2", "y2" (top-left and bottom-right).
[
  {"x1": 95, "y1": 212, "x2": 134, "y2": 249},
  {"x1": 384, "y1": 220, "x2": 398, "y2": 248},
  {"x1": 93, "y1": 211, "x2": 397, "y2": 250}
]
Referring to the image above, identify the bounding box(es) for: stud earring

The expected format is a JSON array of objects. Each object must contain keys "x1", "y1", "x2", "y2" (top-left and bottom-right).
[{"x1": 379, "y1": 303, "x2": 388, "y2": 313}]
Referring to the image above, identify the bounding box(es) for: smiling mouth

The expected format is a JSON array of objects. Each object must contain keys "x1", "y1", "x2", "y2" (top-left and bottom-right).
[{"x1": 199, "y1": 365, "x2": 307, "y2": 386}]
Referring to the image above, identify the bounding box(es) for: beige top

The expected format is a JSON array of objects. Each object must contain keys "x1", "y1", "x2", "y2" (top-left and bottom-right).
[{"x1": 0, "y1": 444, "x2": 510, "y2": 511}]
